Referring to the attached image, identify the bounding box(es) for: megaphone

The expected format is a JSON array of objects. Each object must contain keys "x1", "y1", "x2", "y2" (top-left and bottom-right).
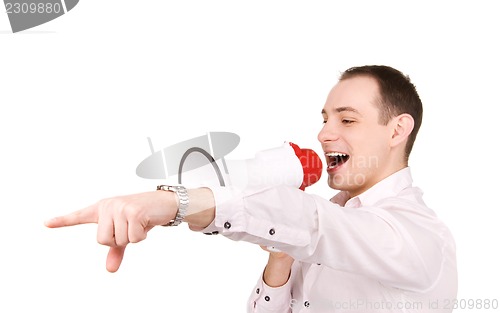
[{"x1": 136, "y1": 132, "x2": 323, "y2": 191}]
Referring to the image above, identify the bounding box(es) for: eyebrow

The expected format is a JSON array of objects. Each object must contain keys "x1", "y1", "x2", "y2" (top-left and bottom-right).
[{"x1": 321, "y1": 106, "x2": 362, "y2": 116}]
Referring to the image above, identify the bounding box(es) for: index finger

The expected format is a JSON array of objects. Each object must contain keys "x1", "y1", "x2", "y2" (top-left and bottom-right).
[{"x1": 44, "y1": 204, "x2": 98, "y2": 228}]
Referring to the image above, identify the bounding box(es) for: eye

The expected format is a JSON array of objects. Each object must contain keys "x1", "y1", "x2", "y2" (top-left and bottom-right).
[
  {"x1": 342, "y1": 119, "x2": 355, "y2": 125},
  {"x1": 322, "y1": 114, "x2": 328, "y2": 124}
]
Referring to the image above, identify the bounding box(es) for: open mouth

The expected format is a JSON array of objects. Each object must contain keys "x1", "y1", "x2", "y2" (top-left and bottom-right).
[{"x1": 325, "y1": 152, "x2": 350, "y2": 170}]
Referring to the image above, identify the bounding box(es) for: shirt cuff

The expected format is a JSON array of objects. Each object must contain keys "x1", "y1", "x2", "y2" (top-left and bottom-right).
[
  {"x1": 197, "y1": 186, "x2": 241, "y2": 235},
  {"x1": 248, "y1": 271, "x2": 293, "y2": 312}
]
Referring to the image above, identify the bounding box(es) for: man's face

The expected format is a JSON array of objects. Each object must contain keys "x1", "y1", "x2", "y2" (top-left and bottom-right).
[{"x1": 318, "y1": 76, "x2": 394, "y2": 196}]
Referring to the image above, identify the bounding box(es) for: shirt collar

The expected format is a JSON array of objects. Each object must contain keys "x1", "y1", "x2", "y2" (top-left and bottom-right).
[{"x1": 331, "y1": 167, "x2": 414, "y2": 208}]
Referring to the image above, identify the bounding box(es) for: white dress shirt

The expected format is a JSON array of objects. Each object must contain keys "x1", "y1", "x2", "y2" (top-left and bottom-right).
[{"x1": 202, "y1": 167, "x2": 458, "y2": 312}]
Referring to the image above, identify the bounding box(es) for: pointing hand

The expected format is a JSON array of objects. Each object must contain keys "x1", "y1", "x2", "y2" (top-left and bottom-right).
[{"x1": 45, "y1": 191, "x2": 177, "y2": 272}]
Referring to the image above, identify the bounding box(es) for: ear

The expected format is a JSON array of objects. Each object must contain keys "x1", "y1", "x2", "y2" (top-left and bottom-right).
[{"x1": 389, "y1": 113, "x2": 414, "y2": 148}]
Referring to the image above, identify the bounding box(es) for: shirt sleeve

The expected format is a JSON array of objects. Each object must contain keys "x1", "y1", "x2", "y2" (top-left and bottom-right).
[
  {"x1": 247, "y1": 271, "x2": 293, "y2": 313},
  {"x1": 201, "y1": 184, "x2": 445, "y2": 292}
]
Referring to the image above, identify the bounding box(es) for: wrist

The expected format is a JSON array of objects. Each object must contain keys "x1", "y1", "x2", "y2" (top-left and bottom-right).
[
  {"x1": 184, "y1": 188, "x2": 216, "y2": 229},
  {"x1": 157, "y1": 185, "x2": 189, "y2": 226},
  {"x1": 263, "y1": 253, "x2": 294, "y2": 287}
]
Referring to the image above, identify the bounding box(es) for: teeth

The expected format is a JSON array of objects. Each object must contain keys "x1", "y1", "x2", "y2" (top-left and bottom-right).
[{"x1": 326, "y1": 152, "x2": 348, "y2": 157}]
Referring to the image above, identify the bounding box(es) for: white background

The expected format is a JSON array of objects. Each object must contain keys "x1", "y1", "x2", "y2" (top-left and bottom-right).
[{"x1": 1, "y1": 1, "x2": 499, "y2": 312}]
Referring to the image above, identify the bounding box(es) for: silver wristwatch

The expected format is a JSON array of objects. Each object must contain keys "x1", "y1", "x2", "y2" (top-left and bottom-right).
[{"x1": 157, "y1": 185, "x2": 189, "y2": 226}]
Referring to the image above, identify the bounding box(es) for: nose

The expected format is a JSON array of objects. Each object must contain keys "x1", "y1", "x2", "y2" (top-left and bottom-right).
[{"x1": 317, "y1": 121, "x2": 339, "y2": 144}]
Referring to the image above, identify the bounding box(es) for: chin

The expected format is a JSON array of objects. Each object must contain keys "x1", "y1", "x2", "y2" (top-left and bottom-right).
[
  {"x1": 327, "y1": 173, "x2": 367, "y2": 195},
  {"x1": 327, "y1": 175, "x2": 347, "y2": 191}
]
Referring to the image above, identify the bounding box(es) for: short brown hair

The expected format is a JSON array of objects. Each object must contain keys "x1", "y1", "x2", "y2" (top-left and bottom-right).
[{"x1": 340, "y1": 65, "x2": 423, "y2": 160}]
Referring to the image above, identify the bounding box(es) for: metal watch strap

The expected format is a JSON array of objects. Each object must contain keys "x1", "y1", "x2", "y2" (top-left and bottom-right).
[{"x1": 156, "y1": 185, "x2": 189, "y2": 226}]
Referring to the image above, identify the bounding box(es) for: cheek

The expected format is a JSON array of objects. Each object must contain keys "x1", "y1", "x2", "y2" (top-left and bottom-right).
[
  {"x1": 351, "y1": 153, "x2": 379, "y2": 171},
  {"x1": 345, "y1": 124, "x2": 389, "y2": 154},
  {"x1": 350, "y1": 138, "x2": 387, "y2": 169}
]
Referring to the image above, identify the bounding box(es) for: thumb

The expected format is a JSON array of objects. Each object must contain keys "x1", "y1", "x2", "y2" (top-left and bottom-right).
[{"x1": 106, "y1": 246, "x2": 126, "y2": 273}]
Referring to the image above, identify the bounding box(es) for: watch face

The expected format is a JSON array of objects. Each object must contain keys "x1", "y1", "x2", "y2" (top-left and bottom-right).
[
  {"x1": 157, "y1": 185, "x2": 185, "y2": 192},
  {"x1": 157, "y1": 185, "x2": 171, "y2": 191}
]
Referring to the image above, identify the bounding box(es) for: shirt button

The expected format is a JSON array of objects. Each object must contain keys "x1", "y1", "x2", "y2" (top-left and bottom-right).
[
  {"x1": 304, "y1": 301, "x2": 310, "y2": 307},
  {"x1": 224, "y1": 222, "x2": 231, "y2": 229},
  {"x1": 256, "y1": 288, "x2": 260, "y2": 294},
  {"x1": 269, "y1": 228, "x2": 275, "y2": 235},
  {"x1": 203, "y1": 231, "x2": 220, "y2": 235},
  {"x1": 264, "y1": 296, "x2": 271, "y2": 301}
]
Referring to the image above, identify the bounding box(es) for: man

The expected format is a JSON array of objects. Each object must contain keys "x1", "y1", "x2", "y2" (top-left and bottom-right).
[{"x1": 45, "y1": 65, "x2": 458, "y2": 312}]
